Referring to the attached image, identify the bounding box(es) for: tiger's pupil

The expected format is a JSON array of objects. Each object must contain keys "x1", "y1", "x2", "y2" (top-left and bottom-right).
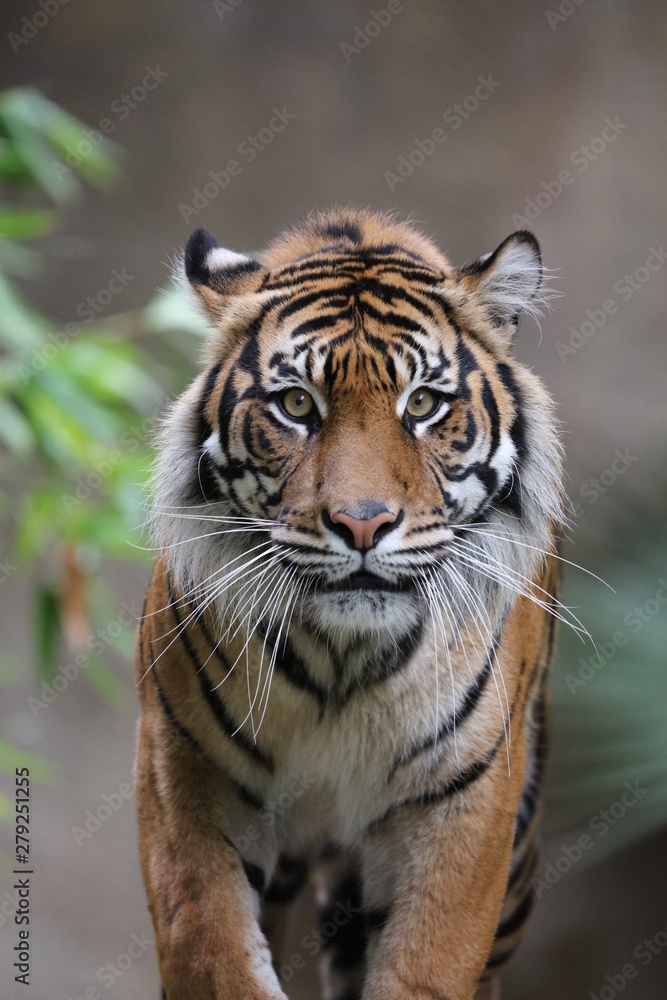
[
  {"x1": 407, "y1": 388, "x2": 437, "y2": 418},
  {"x1": 283, "y1": 388, "x2": 314, "y2": 418}
]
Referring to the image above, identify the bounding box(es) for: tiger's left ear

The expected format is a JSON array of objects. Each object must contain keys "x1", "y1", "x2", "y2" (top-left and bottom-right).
[
  {"x1": 460, "y1": 231, "x2": 543, "y2": 341},
  {"x1": 184, "y1": 228, "x2": 268, "y2": 322}
]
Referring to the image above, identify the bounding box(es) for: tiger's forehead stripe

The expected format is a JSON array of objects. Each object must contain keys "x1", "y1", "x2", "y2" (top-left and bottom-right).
[{"x1": 264, "y1": 246, "x2": 445, "y2": 283}]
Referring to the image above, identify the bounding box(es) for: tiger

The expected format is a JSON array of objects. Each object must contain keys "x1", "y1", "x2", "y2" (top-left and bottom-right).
[{"x1": 134, "y1": 206, "x2": 565, "y2": 1000}]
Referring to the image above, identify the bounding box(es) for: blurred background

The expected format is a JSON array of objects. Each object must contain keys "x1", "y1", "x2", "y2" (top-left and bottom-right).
[{"x1": 0, "y1": 2, "x2": 665, "y2": 998}]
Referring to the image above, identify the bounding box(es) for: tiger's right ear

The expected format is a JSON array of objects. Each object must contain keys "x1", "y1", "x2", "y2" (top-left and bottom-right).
[{"x1": 184, "y1": 228, "x2": 267, "y2": 321}]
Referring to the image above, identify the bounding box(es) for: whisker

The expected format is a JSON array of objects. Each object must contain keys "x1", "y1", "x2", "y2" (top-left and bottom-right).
[
  {"x1": 454, "y1": 525, "x2": 614, "y2": 592},
  {"x1": 449, "y1": 543, "x2": 592, "y2": 642},
  {"x1": 129, "y1": 526, "x2": 274, "y2": 554}
]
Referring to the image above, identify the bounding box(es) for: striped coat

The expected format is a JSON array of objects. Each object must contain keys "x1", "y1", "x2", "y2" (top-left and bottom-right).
[{"x1": 135, "y1": 208, "x2": 565, "y2": 1000}]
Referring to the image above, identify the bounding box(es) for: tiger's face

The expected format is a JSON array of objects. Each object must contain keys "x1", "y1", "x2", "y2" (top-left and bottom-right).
[{"x1": 153, "y1": 210, "x2": 563, "y2": 640}]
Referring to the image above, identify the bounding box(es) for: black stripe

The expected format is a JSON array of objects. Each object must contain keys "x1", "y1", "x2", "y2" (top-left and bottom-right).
[
  {"x1": 268, "y1": 248, "x2": 434, "y2": 281},
  {"x1": 369, "y1": 731, "x2": 505, "y2": 832},
  {"x1": 236, "y1": 783, "x2": 265, "y2": 811},
  {"x1": 485, "y1": 946, "x2": 516, "y2": 970},
  {"x1": 358, "y1": 299, "x2": 426, "y2": 334},
  {"x1": 152, "y1": 642, "x2": 265, "y2": 808},
  {"x1": 167, "y1": 576, "x2": 274, "y2": 774},
  {"x1": 456, "y1": 337, "x2": 479, "y2": 389},
  {"x1": 507, "y1": 843, "x2": 536, "y2": 892},
  {"x1": 322, "y1": 221, "x2": 362, "y2": 243},
  {"x1": 494, "y1": 890, "x2": 534, "y2": 940},
  {"x1": 241, "y1": 858, "x2": 267, "y2": 895},
  {"x1": 196, "y1": 362, "x2": 223, "y2": 445},
  {"x1": 481, "y1": 376, "x2": 501, "y2": 458},
  {"x1": 210, "y1": 259, "x2": 262, "y2": 292},
  {"x1": 373, "y1": 262, "x2": 444, "y2": 284},
  {"x1": 496, "y1": 362, "x2": 527, "y2": 461},
  {"x1": 262, "y1": 630, "x2": 330, "y2": 711},
  {"x1": 545, "y1": 608, "x2": 558, "y2": 667},
  {"x1": 342, "y1": 616, "x2": 424, "y2": 702},
  {"x1": 512, "y1": 778, "x2": 539, "y2": 848},
  {"x1": 319, "y1": 875, "x2": 367, "y2": 968},
  {"x1": 387, "y1": 634, "x2": 497, "y2": 781},
  {"x1": 216, "y1": 310, "x2": 268, "y2": 455},
  {"x1": 290, "y1": 313, "x2": 342, "y2": 340},
  {"x1": 187, "y1": 594, "x2": 238, "y2": 679},
  {"x1": 276, "y1": 288, "x2": 348, "y2": 323},
  {"x1": 357, "y1": 279, "x2": 440, "y2": 324},
  {"x1": 264, "y1": 855, "x2": 309, "y2": 905},
  {"x1": 366, "y1": 906, "x2": 390, "y2": 932},
  {"x1": 151, "y1": 665, "x2": 204, "y2": 754}
]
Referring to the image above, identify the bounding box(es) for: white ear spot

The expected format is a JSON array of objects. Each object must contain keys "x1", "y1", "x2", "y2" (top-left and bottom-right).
[{"x1": 206, "y1": 246, "x2": 255, "y2": 272}]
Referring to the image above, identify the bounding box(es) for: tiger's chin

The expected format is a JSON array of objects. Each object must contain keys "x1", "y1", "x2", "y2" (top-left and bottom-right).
[{"x1": 301, "y1": 587, "x2": 423, "y2": 639}]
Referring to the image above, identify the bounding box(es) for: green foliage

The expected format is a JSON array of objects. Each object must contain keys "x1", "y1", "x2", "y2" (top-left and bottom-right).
[
  {"x1": 0, "y1": 88, "x2": 206, "y2": 720},
  {"x1": 0, "y1": 87, "x2": 120, "y2": 204},
  {"x1": 545, "y1": 494, "x2": 667, "y2": 864}
]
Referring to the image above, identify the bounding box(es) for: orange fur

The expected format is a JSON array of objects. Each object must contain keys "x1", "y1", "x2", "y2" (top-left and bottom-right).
[{"x1": 135, "y1": 208, "x2": 564, "y2": 999}]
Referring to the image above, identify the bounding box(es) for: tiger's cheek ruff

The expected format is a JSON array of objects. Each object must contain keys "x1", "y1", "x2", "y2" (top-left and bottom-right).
[{"x1": 139, "y1": 209, "x2": 565, "y2": 1000}]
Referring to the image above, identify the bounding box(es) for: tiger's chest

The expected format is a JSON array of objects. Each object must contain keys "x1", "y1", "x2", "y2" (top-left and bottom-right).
[{"x1": 219, "y1": 627, "x2": 499, "y2": 849}]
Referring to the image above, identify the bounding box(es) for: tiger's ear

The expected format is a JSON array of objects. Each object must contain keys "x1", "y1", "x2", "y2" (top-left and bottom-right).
[
  {"x1": 184, "y1": 228, "x2": 267, "y2": 321},
  {"x1": 460, "y1": 231, "x2": 543, "y2": 341}
]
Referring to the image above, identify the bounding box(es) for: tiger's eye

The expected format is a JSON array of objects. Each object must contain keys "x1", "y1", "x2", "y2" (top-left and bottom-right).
[
  {"x1": 282, "y1": 388, "x2": 315, "y2": 419},
  {"x1": 406, "y1": 388, "x2": 437, "y2": 418}
]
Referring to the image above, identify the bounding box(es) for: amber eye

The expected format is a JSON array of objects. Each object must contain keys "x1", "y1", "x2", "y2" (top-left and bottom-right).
[
  {"x1": 281, "y1": 388, "x2": 315, "y2": 419},
  {"x1": 406, "y1": 388, "x2": 439, "y2": 419}
]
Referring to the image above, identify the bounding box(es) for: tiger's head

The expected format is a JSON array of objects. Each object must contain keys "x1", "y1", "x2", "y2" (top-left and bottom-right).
[{"x1": 152, "y1": 208, "x2": 563, "y2": 642}]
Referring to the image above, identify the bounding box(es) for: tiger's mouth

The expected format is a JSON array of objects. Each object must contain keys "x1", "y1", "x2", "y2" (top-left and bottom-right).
[{"x1": 317, "y1": 571, "x2": 414, "y2": 593}]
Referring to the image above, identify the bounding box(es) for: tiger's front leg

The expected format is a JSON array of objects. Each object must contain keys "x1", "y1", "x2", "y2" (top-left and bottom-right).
[
  {"x1": 360, "y1": 734, "x2": 527, "y2": 1000},
  {"x1": 135, "y1": 716, "x2": 286, "y2": 1000}
]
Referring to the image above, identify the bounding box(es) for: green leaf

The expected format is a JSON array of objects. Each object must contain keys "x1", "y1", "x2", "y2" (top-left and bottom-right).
[
  {"x1": 0, "y1": 271, "x2": 47, "y2": 350},
  {"x1": 0, "y1": 398, "x2": 35, "y2": 455},
  {"x1": 0, "y1": 87, "x2": 121, "y2": 201},
  {"x1": 0, "y1": 209, "x2": 54, "y2": 238},
  {"x1": 35, "y1": 585, "x2": 61, "y2": 679}
]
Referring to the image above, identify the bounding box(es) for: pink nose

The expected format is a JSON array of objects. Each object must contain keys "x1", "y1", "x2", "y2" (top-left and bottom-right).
[{"x1": 330, "y1": 510, "x2": 398, "y2": 550}]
